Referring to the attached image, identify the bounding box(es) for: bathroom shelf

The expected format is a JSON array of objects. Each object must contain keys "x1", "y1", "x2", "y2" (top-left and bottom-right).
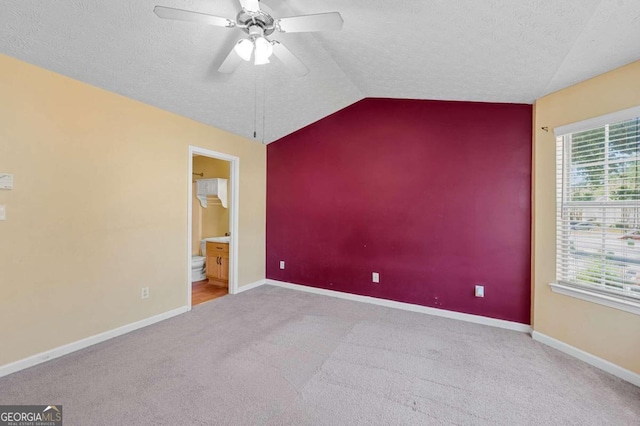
[{"x1": 196, "y1": 178, "x2": 228, "y2": 208}]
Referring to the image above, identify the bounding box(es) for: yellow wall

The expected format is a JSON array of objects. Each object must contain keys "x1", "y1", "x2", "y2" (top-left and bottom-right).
[
  {"x1": 193, "y1": 156, "x2": 230, "y2": 244},
  {"x1": 533, "y1": 60, "x2": 640, "y2": 374},
  {"x1": 191, "y1": 182, "x2": 202, "y2": 255},
  {"x1": 0, "y1": 54, "x2": 266, "y2": 367}
]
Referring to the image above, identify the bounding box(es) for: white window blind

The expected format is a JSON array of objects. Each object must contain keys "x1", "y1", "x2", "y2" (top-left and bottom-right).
[{"x1": 556, "y1": 113, "x2": 640, "y2": 301}]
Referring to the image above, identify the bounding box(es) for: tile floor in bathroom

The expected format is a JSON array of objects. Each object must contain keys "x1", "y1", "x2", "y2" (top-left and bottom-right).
[{"x1": 191, "y1": 280, "x2": 227, "y2": 306}]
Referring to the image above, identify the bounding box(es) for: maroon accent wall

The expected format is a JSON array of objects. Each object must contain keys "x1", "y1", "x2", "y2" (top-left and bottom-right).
[{"x1": 267, "y1": 98, "x2": 532, "y2": 324}]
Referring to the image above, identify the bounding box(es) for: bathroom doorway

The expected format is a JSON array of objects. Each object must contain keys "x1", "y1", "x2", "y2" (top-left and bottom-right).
[{"x1": 187, "y1": 146, "x2": 239, "y2": 308}]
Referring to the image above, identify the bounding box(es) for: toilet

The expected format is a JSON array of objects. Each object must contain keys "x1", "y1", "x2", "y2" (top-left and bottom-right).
[
  {"x1": 191, "y1": 256, "x2": 206, "y2": 282},
  {"x1": 191, "y1": 240, "x2": 207, "y2": 282}
]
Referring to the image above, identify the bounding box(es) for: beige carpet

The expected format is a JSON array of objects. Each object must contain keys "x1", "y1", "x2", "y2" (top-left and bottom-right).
[{"x1": 1, "y1": 285, "x2": 638, "y2": 425}]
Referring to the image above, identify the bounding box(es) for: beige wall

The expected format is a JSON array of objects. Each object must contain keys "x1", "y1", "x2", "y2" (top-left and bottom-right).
[
  {"x1": 533, "y1": 60, "x2": 640, "y2": 374},
  {"x1": 193, "y1": 156, "x2": 230, "y2": 244},
  {"x1": 0, "y1": 54, "x2": 266, "y2": 367}
]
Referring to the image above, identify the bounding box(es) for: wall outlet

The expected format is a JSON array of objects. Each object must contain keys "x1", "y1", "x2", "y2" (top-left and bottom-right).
[
  {"x1": 141, "y1": 287, "x2": 150, "y2": 299},
  {"x1": 280, "y1": 261, "x2": 285, "y2": 270},
  {"x1": 372, "y1": 272, "x2": 380, "y2": 283},
  {"x1": 475, "y1": 285, "x2": 484, "y2": 298}
]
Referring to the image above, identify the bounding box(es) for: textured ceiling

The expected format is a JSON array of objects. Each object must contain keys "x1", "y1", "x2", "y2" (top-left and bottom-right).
[{"x1": 1, "y1": 0, "x2": 639, "y2": 143}]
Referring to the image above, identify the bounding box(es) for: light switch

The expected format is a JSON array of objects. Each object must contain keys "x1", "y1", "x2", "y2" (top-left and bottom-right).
[
  {"x1": 0, "y1": 174, "x2": 13, "y2": 190},
  {"x1": 0, "y1": 205, "x2": 6, "y2": 220}
]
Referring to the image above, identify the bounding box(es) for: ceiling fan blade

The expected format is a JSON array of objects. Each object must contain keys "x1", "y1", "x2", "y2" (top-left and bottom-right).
[
  {"x1": 154, "y1": 6, "x2": 235, "y2": 28},
  {"x1": 218, "y1": 44, "x2": 244, "y2": 74},
  {"x1": 276, "y1": 12, "x2": 343, "y2": 33},
  {"x1": 271, "y1": 41, "x2": 309, "y2": 77},
  {"x1": 238, "y1": 0, "x2": 261, "y2": 12}
]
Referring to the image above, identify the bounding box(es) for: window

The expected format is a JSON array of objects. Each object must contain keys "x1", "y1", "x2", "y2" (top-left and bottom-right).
[{"x1": 555, "y1": 107, "x2": 640, "y2": 310}]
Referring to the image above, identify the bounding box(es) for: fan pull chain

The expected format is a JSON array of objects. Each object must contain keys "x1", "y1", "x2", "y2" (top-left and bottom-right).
[
  {"x1": 253, "y1": 66, "x2": 258, "y2": 139},
  {"x1": 262, "y1": 65, "x2": 266, "y2": 144}
]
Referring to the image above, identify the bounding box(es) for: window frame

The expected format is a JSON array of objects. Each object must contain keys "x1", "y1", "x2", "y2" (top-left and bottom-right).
[{"x1": 552, "y1": 106, "x2": 640, "y2": 316}]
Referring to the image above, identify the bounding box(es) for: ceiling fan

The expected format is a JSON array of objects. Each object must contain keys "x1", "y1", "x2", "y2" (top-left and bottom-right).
[{"x1": 154, "y1": 0, "x2": 343, "y2": 77}]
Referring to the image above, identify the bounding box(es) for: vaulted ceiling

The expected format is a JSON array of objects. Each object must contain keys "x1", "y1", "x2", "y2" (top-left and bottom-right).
[{"x1": 1, "y1": 0, "x2": 639, "y2": 143}]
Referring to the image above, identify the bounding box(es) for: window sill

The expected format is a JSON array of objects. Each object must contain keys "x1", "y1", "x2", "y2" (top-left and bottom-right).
[{"x1": 549, "y1": 283, "x2": 640, "y2": 316}]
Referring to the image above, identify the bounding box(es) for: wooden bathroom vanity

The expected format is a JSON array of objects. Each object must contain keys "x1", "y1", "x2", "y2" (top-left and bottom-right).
[{"x1": 206, "y1": 241, "x2": 229, "y2": 287}]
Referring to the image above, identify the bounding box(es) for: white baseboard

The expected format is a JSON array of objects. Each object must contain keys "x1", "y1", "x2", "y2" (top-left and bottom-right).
[
  {"x1": 265, "y1": 279, "x2": 532, "y2": 333},
  {"x1": 532, "y1": 331, "x2": 640, "y2": 388},
  {"x1": 0, "y1": 305, "x2": 189, "y2": 378},
  {"x1": 234, "y1": 279, "x2": 266, "y2": 294}
]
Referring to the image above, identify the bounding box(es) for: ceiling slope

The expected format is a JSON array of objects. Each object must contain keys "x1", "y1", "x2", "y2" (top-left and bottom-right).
[
  {"x1": 1, "y1": 0, "x2": 639, "y2": 143},
  {"x1": 542, "y1": 0, "x2": 640, "y2": 95},
  {"x1": 304, "y1": 0, "x2": 608, "y2": 103}
]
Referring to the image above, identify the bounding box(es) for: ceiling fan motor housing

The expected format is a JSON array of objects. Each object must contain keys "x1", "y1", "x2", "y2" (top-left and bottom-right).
[{"x1": 237, "y1": 10, "x2": 275, "y2": 35}]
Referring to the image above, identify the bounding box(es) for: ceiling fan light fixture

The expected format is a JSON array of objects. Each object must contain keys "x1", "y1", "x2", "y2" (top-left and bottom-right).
[
  {"x1": 234, "y1": 39, "x2": 253, "y2": 61},
  {"x1": 253, "y1": 36, "x2": 273, "y2": 65}
]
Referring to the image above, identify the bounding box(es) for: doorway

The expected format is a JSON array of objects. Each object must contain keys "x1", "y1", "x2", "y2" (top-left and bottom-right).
[{"x1": 187, "y1": 146, "x2": 239, "y2": 308}]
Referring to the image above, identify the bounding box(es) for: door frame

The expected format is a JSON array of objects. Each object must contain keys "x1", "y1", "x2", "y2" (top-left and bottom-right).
[{"x1": 187, "y1": 145, "x2": 240, "y2": 309}]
